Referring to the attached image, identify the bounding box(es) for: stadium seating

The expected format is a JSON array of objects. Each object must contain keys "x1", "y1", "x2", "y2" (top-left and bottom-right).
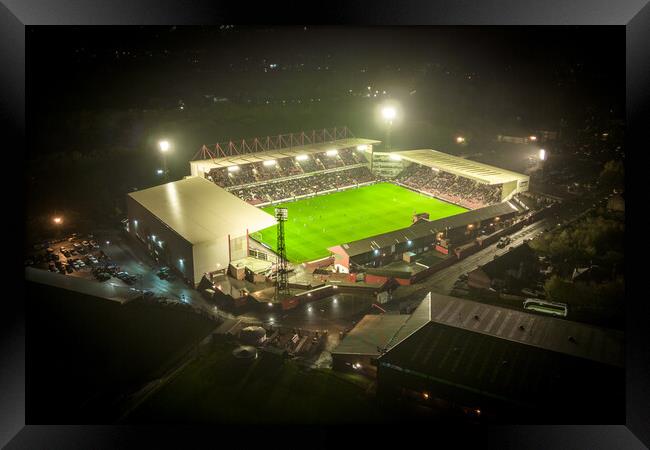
[
  {"x1": 396, "y1": 164, "x2": 502, "y2": 209},
  {"x1": 234, "y1": 166, "x2": 376, "y2": 204}
]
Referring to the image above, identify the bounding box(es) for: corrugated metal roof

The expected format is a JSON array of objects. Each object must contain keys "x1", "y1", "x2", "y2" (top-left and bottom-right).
[
  {"x1": 425, "y1": 292, "x2": 623, "y2": 367},
  {"x1": 394, "y1": 149, "x2": 529, "y2": 185},
  {"x1": 128, "y1": 176, "x2": 276, "y2": 245},
  {"x1": 377, "y1": 292, "x2": 625, "y2": 410},
  {"x1": 332, "y1": 294, "x2": 431, "y2": 357},
  {"x1": 190, "y1": 138, "x2": 380, "y2": 172}
]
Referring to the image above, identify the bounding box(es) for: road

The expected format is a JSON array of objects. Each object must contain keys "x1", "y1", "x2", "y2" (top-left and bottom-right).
[{"x1": 391, "y1": 186, "x2": 610, "y2": 304}]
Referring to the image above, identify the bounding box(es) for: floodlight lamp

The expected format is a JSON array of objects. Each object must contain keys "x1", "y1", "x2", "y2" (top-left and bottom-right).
[
  {"x1": 389, "y1": 154, "x2": 402, "y2": 161},
  {"x1": 263, "y1": 160, "x2": 276, "y2": 166},
  {"x1": 326, "y1": 149, "x2": 338, "y2": 157},
  {"x1": 159, "y1": 140, "x2": 170, "y2": 152},
  {"x1": 227, "y1": 165, "x2": 240, "y2": 172},
  {"x1": 382, "y1": 106, "x2": 397, "y2": 121},
  {"x1": 539, "y1": 149, "x2": 546, "y2": 161},
  {"x1": 356, "y1": 145, "x2": 368, "y2": 151},
  {"x1": 296, "y1": 154, "x2": 309, "y2": 161}
]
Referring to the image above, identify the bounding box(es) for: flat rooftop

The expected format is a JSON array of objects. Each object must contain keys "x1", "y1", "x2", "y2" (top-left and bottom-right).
[
  {"x1": 190, "y1": 138, "x2": 380, "y2": 172},
  {"x1": 393, "y1": 149, "x2": 529, "y2": 185},
  {"x1": 128, "y1": 176, "x2": 276, "y2": 245},
  {"x1": 25, "y1": 267, "x2": 141, "y2": 304},
  {"x1": 332, "y1": 293, "x2": 431, "y2": 357}
]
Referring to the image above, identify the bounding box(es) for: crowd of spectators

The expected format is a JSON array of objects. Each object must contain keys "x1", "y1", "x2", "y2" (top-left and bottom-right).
[
  {"x1": 396, "y1": 164, "x2": 502, "y2": 209},
  {"x1": 233, "y1": 166, "x2": 376, "y2": 204},
  {"x1": 205, "y1": 148, "x2": 367, "y2": 188}
]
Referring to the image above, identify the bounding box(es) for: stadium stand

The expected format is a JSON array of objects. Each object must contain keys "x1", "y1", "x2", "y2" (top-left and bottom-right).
[
  {"x1": 395, "y1": 164, "x2": 502, "y2": 209},
  {"x1": 234, "y1": 166, "x2": 376, "y2": 204}
]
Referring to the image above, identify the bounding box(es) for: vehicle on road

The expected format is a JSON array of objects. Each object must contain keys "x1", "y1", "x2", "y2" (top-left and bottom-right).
[
  {"x1": 521, "y1": 288, "x2": 545, "y2": 298},
  {"x1": 496, "y1": 237, "x2": 511, "y2": 249}
]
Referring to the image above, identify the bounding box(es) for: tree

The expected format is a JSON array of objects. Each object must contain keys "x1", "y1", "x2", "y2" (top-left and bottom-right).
[{"x1": 599, "y1": 159, "x2": 624, "y2": 190}]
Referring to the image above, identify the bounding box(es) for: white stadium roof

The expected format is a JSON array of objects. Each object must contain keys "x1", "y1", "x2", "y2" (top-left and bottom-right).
[
  {"x1": 190, "y1": 137, "x2": 380, "y2": 173},
  {"x1": 128, "y1": 176, "x2": 276, "y2": 245},
  {"x1": 393, "y1": 149, "x2": 529, "y2": 185}
]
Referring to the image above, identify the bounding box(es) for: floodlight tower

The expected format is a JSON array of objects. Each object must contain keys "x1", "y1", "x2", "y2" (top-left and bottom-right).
[{"x1": 274, "y1": 207, "x2": 290, "y2": 300}]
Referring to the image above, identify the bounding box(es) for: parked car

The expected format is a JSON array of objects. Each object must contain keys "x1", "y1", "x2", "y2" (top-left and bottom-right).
[
  {"x1": 77, "y1": 260, "x2": 86, "y2": 268},
  {"x1": 82, "y1": 241, "x2": 90, "y2": 247},
  {"x1": 90, "y1": 240, "x2": 98, "y2": 248},
  {"x1": 521, "y1": 288, "x2": 545, "y2": 298}
]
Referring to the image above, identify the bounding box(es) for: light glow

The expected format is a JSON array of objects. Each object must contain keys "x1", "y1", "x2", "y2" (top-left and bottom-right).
[
  {"x1": 381, "y1": 106, "x2": 397, "y2": 121},
  {"x1": 456, "y1": 136, "x2": 466, "y2": 144},
  {"x1": 159, "y1": 140, "x2": 170, "y2": 152},
  {"x1": 263, "y1": 160, "x2": 277, "y2": 166},
  {"x1": 296, "y1": 154, "x2": 309, "y2": 161},
  {"x1": 529, "y1": 135, "x2": 537, "y2": 141},
  {"x1": 53, "y1": 217, "x2": 62, "y2": 225},
  {"x1": 326, "y1": 149, "x2": 338, "y2": 157},
  {"x1": 227, "y1": 165, "x2": 240, "y2": 172},
  {"x1": 389, "y1": 154, "x2": 402, "y2": 161},
  {"x1": 356, "y1": 145, "x2": 368, "y2": 151},
  {"x1": 539, "y1": 149, "x2": 546, "y2": 161}
]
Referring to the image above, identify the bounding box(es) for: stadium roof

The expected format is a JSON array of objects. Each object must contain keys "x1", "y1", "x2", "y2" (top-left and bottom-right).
[
  {"x1": 25, "y1": 267, "x2": 142, "y2": 304},
  {"x1": 332, "y1": 293, "x2": 431, "y2": 357},
  {"x1": 393, "y1": 149, "x2": 529, "y2": 185},
  {"x1": 335, "y1": 201, "x2": 522, "y2": 257},
  {"x1": 127, "y1": 176, "x2": 276, "y2": 245},
  {"x1": 424, "y1": 292, "x2": 623, "y2": 367},
  {"x1": 190, "y1": 138, "x2": 380, "y2": 172}
]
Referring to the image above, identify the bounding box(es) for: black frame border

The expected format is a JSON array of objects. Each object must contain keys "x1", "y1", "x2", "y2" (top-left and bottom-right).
[{"x1": 3, "y1": 1, "x2": 649, "y2": 447}]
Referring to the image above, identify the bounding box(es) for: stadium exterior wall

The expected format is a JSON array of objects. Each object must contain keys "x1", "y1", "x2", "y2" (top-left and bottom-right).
[{"x1": 126, "y1": 195, "x2": 196, "y2": 285}]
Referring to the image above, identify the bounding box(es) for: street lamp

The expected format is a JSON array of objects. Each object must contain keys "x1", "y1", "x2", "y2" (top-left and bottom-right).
[
  {"x1": 456, "y1": 136, "x2": 466, "y2": 144},
  {"x1": 159, "y1": 140, "x2": 170, "y2": 181},
  {"x1": 53, "y1": 216, "x2": 62, "y2": 225},
  {"x1": 381, "y1": 106, "x2": 397, "y2": 150}
]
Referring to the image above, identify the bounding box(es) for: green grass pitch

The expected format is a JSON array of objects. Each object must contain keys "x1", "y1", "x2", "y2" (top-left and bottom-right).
[{"x1": 255, "y1": 182, "x2": 467, "y2": 263}]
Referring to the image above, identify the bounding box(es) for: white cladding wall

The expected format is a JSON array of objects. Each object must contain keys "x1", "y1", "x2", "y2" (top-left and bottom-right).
[{"x1": 126, "y1": 196, "x2": 195, "y2": 284}]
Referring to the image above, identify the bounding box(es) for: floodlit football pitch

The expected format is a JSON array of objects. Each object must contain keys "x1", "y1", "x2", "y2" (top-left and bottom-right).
[{"x1": 255, "y1": 182, "x2": 467, "y2": 263}]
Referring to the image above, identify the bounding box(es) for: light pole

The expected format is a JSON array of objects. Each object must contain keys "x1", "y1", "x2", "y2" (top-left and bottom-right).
[
  {"x1": 381, "y1": 106, "x2": 396, "y2": 151},
  {"x1": 159, "y1": 140, "x2": 170, "y2": 181}
]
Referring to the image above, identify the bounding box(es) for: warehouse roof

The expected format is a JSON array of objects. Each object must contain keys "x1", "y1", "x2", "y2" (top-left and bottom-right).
[
  {"x1": 128, "y1": 176, "x2": 276, "y2": 245},
  {"x1": 332, "y1": 293, "x2": 431, "y2": 357},
  {"x1": 190, "y1": 138, "x2": 380, "y2": 173},
  {"x1": 394, "y1": 149, "x2": 529, "y2": 185},
  {"x1": 416, "y1": 292, "x2": 623, "y2": 367},
  {"x1": 335, "y1": 201, "x2": 521, "y2": 257},
  {"x1": 377, "y1": 292, "x2": 625, "y2": 409}
]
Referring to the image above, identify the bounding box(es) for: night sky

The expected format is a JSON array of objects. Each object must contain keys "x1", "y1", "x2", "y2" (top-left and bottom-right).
[{"x1": 27, "y1": 26, "x2": 624, "y2": 155}]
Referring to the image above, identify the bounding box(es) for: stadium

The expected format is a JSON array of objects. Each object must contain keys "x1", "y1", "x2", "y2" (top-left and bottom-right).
[{"x1": 127, "y1": 127, "x2": 530, "y2": 287}]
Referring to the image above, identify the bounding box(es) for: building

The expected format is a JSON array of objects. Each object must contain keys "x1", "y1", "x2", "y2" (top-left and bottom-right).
[
  {"x1": 329, "y1": 201, "x2": 523, "y2": 271},
  {"x1": 375, "y1": 292, "x2": 624, "y2": 422},
  {"x1": 467, "y1": 243, "x2": 539, "y2": 291},
  {"x1": 331, "y1": 295, "x2": 431, "y2": 376},
  {"x1": 375, "y1": 149, "x2": 530, "y2": 201},
  {"x1": 126, "y1": 176, "x2": 276, "y2": 286}
]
